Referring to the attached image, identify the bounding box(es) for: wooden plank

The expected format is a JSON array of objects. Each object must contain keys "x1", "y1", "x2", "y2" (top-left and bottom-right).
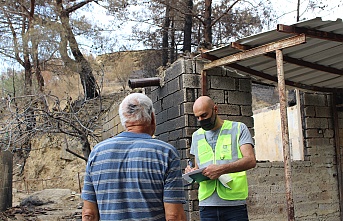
[{"x1": 203, "y1": 34, "x2": 306, "y2": 70}]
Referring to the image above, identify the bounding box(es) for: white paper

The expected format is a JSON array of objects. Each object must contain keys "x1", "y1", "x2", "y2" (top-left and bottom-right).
[{"x1": 218, "y1": 174, "x2": 233, "y2": 189}]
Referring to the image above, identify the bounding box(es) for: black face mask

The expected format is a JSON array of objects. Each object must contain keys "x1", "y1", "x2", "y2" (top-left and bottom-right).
[{"x1": 199, "y1": 109, "x2": 216, "y2": 131}]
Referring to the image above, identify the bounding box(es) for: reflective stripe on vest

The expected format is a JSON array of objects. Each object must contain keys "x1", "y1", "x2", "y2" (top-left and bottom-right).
[{"x1": 195, "y1": 120, "x2": 248, "y2": 201}]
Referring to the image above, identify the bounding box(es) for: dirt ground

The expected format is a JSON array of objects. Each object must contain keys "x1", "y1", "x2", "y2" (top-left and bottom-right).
[{"x1": 0, "y1": 189, "x2": 83, "y2": 221}]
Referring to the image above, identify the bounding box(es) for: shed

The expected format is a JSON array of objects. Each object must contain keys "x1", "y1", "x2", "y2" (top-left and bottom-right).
[{"x1": 199, "y1": 17, "x2": 343, "y2": 221}]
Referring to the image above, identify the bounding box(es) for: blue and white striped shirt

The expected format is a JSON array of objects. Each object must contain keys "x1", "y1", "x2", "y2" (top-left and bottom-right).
[{"x1": 82, "y1": 132, "x2": 185, "y2": 221}]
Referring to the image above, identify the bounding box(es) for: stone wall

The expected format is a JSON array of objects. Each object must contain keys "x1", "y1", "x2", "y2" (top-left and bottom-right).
[{"x1": 0, "y1": 151, "x2": 13, "y2": 211}]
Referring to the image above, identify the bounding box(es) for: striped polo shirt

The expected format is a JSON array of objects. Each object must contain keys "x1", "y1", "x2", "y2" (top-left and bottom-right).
[{"x1": 82, "y1": 132, "x2": 185, "y2": 221}]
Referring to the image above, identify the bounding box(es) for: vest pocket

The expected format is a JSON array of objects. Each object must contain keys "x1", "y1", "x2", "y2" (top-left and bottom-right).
[
  {"x1": 218, "y1": 171, "x2": 248, "y2": 200},
  {"x1": 198, "y1": 144, "x2": 213, "y2": 164}
]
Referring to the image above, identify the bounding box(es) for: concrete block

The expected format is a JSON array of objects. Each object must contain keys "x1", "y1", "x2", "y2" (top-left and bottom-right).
[
  {"x1": 227, "y1": 91, "x2": 252, "y2": 105},
  {"x1": 184, "y1": 128, "x2": 197, "y2": 138},
  {"x1": 270, "y1": 183, "x2": 286, "y2": 194},
  {"x1": 156, "y1": 132, "x2": 169, "y2": 143},
  {"x1": 324, "y1": 129, "x2": 334, "y2": 138},
  {"x1": 178, "y1": 89, "x2": 189, "y2": 104},
  {"x1": 217, "y1": 104, "x2": 240, "y2": 115},
  {"x1": 304, "y1": 106, "x2": 315, "y2": 117},
  {"x1": 159, "y1": 83, "x2": 169, "y2": 99},
  {"x1": 150, "y1": 89, "x2": 159, "y2": 103},
  {"x1": 178, "y1": 149, "x2": 187, "y2": 159},
  {"x1": 239, "y1": 78, "x2": 252, "y2": 92},
  {"x1": 209, "y1": 75, "x2": 235, "y2": 90},
  {"x1": 169, "y1": 129, "x2": 183, "y2": 140},
  {"x1": 161, "y1": 90, "x2": 185, "y2": 110},
  {"x1": 207, "y1": 66, "x2": 225, "y2": 76},
  {"x1": 168, "y1": 77, "x2": 181, "y2": 94},
  {"x1": 169, "y1": 140, "x2": 176, "y2": 148},
  {"x1": 164, "y1": 60, "x2": 183, "y2": 82},
  {"x1": 177, "y1": 138, "x2": 191, "y2": 149},
  {"x1": 256, "y1": 162, "x2": 272, "y2": 168},
  {"x1": 315, "y1": 106, "x2": 332, "y2": 117},
  {"x1": 180, "y1": 59, "x2": 197, "y2": 74},
  {"x1": 193, "y1": 59, "x2": 205, "y2": 74},
  {"x1": 207, "y1": 90, "x2": 225, "y2": 103},
  {"x1": 153, "y1": 99, "x2": 162, "y2": 114},
  {"x1": 188, "y1": 114, "x2": 198, "y2": 127},
  {"x1": 185, "y1": 88, "x2": 198, "y2": 102},
  {"x1": 156, "y1": 109, "x2": 168, "y2": 126},
  {"x1": 181, "y1": 102, "x2": 194, "y2": 115},
  {"x1": 270, "y1": 162, "x2": 284, "y2": 168},
  {"x1": 305, "y1": 129, "x2": 324, "y2": 138},
  {"x1": 305, "y1": 117, "x2": 328, "y2": 129},
  {"x1": 226, "y1": 116, "x2": 254, "y2": 128},
  {"x1": 303, "y1": 93, "x2": 327, "y2": 106},
  {"x1": 167, "y1": 105, "x2": 181, "y2": 120},
  {"x1": 181, "y1": 74, "x2": 201, "y2": 89},
  {"x1": 166, "y1": 115, "x2": 187, "y2": 130},
  {"x1": 305, "y1": 138, "x2": 331, "y2": 147},
  {"x1": 241, "y1": 105, "x2": 253, "y2": 116}
]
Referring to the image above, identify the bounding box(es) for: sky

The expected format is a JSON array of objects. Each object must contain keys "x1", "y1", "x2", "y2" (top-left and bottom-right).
[
  {"x1": 272, "y1": 0, "x2": 343, "y2": 25},
  {"x1": 0, "y1": 0, "x2": 342, "y2": 73}
]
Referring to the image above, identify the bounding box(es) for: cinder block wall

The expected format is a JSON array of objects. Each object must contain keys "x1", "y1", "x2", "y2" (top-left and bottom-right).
[
  {"x1": 101, "y1": 93, "x2": 126, "y2": 140},
  {"x1": 248, "y1": 92, "x2": 341, "y2": 220},
  {"x1": 149, "y1": 58, "x2": 202, "y2": 221},
  {"x1": 0, "y1": 151, "x2": 13, "y2": 211},
  {"x1": 101, "y1": 57, "x2": 342, "y2": 220},
  {"x1": 148, "y1": 58, "x2": 254, "y2": 220}
]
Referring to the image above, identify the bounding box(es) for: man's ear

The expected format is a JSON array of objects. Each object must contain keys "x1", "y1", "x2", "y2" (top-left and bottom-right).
[
  {"x1": 151, "y1": 113, "x2": 156, "y2": 125},
  {"x1": 214, "y1": 105, "x2": 218, "y2": 113}
]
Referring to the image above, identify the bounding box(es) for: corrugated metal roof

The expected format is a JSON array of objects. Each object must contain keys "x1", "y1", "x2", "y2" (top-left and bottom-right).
[{"x1": 201, "y1": 17, "x2": 343, "y2": 92}]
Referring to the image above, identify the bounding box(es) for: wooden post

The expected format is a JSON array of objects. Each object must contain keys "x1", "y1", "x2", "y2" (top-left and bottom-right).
[{"x1": 276, "y1": 49, "x2": 295, "y2": 221}]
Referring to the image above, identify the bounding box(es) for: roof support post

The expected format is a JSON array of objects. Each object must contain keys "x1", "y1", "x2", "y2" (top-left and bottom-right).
[
  {"x1": 276, "y1": 49, "x2": 295, "y2": 221},
  {"x1": 332, "y1": 93, "x2": 343, "y2": 220},
  {"x1": 201, "y1": 70, "x2": 208, "y2": 96}
]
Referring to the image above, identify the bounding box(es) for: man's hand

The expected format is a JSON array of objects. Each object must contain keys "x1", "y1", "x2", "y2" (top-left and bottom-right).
[
  {"x1": 184, "y1": 165, "x2": 196, "y2": 174},
  {"x1": 202, "y1": 143, "x2": 256, "y2": 180},
  {"x1": 82, "y1": 200, "x2": 99, "y2": 221},
  {"x1": 202, "y1": 164, "x2": 223, "y2": 180}
]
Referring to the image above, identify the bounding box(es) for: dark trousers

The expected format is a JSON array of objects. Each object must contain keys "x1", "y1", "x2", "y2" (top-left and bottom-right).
[{"x1": 199, "y1": 205, "x2": 249, "y2": 221}]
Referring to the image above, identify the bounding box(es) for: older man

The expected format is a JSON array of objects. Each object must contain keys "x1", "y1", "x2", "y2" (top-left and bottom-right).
[{"x1": 82, "y1": 93, "x2": 186, "y2": 221}]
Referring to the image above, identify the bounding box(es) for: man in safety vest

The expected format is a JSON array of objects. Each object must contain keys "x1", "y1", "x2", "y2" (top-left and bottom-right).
[{"x1": 185, "y1": 96, "x2": 256, "y2": 221}]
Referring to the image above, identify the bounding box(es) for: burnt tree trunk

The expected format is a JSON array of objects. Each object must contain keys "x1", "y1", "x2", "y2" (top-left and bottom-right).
[
  {"x1": 162, "y1": 3, "x2": 171, "y2": 66},
  {"x1": 204, "y1": 0, "x2": 213, "y2": 49},
  {"x1": 57, "y1": 1, "x2": 99, "y2": 99},
  {"x1": 183, "y1": 0, "x2": 193, "y2": 52}
]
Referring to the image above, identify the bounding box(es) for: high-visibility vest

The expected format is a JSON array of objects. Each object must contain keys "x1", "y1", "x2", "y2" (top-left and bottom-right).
[{"x1": 194, "y1": 120, "x2": 248, "y2": 201}]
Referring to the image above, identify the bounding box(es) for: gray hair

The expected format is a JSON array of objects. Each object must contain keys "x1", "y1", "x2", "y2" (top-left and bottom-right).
[{"x1": 119, "y1": 93, "x2": 155, "y2": 129}]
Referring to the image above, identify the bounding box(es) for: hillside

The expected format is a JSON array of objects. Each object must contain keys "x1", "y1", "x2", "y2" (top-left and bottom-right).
[{"x1": 1, "y1": 53, "x2": 285, "y2": 220}]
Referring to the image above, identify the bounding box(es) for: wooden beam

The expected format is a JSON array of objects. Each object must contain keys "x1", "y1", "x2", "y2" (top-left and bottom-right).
[
  {"x1": 230, "y1": 41, "x2": 343, "y2": 76},
  {"x1": 278, "y1": 24, "x2": 343, "y2": 42},
  {"x1": 201, "y1": 50, "x2": 343, "y2": 92},
  {"x1": 227, "y1": 63, "x2": 343, "y2": 93},
  {"x1": 203, "y1": 34, "x2": 306, "y2": 70}
]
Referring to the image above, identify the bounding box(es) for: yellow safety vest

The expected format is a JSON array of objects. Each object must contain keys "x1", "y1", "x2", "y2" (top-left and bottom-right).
[{"x1": 195, "y1": 120, "x2": 248, "y2": 201}]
